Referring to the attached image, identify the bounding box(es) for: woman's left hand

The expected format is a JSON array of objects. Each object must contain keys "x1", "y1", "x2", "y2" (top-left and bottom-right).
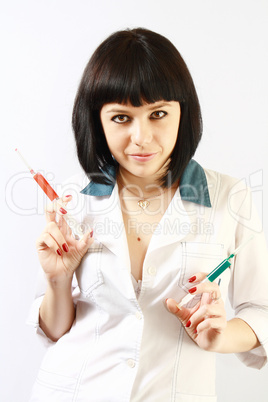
[{"x1": 166, "y1": 272, "x2": 227, "y2": 352}]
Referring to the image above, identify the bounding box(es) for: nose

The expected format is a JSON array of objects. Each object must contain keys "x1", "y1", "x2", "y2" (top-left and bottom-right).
[{"x1": 131, "y1": 119, "x2": 153, "y2": 146}]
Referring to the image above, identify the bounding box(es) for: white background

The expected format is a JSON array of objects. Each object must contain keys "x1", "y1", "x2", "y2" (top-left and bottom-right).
[{"x1": 1, "y1": 0, "x2": 268, "y2": 401}]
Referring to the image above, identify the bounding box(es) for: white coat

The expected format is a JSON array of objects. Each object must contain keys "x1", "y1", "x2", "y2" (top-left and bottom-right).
[{"x1": 28, "y1": 160, "x2": 268, "y2": 402}]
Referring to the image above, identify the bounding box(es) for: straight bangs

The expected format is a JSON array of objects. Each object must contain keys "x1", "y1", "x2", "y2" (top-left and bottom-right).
[{"x1": 87, "y1": 32, "x2": 189, "y2": 109}]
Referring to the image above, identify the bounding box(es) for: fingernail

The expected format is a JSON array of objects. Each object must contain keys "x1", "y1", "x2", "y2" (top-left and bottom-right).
[
  {"x1": 194, "y1": 329, "x2": 198, "y2": 334},
  {"x1": 59, "y1": 207, "x2": 67, "y2": 214},
  {"x1": 165, "y1": 298, "x2": 169, "y2": 304},
  {"x1": 186, "y1": 320, "x2": 191, "y2": 328},
  {"x1": 189, "y1": 286, "x2": 197, "y2": 294},
  {"x1": 188, "y1": 276, "x2": 196, "y2": 283},
  {"x1": 56, "y1": 248, "x2": 62, "y2": 256},
  {"x1": 62, "y1": 243, "x2": 69, "y2": 252},
  {"x1": 65, "y1": 195, "x2": 72, "y2": 198},
  {"x1": 90, "y1": 230, "x2": 93, "y2": 238}
]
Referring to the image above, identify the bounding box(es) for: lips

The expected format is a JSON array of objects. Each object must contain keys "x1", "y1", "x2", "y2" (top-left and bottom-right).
[{"x1": 129, "y1": 153, "x2": 157, "y2": 162}]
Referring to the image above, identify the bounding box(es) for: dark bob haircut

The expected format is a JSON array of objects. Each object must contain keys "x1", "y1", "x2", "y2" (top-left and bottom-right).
[{"x1": 72, "y1": 27, "x2": 202, "y2": 186}]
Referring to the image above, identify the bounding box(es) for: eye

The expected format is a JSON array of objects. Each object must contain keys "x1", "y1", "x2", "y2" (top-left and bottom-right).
[
  {"x1": 150, "y1": 111, "x2": 167, "y2": 119},
  {"x1": 112, "y1": 115, "x2": 130, "y2": 124}
]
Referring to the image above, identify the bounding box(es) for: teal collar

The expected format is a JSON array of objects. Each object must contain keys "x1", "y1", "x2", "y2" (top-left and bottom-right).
[{"x1": 81, "y1": 159, "x2": 211, "y2": 207}]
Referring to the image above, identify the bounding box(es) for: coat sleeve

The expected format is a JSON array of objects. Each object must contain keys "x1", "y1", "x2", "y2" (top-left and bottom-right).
[
  {"x1": 26, "y1": 267, "x2": 79, "y2": 346},
  {"x1": 26, "y1": 268, "x2": 53, "y2": 345},
  {"x1": 227, "y1": 181, "x2": 268, "y2": 369}
]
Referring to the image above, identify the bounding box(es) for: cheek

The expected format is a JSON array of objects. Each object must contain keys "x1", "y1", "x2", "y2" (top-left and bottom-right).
[
  {"x1": 104, "y1": 131, "x2": 127, "y2": 155},
  {"x1": 162, "y1": 128, "x2": 178, "y2": 152}
]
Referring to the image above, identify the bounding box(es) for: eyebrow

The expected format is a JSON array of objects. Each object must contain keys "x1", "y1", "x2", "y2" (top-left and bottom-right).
[{"x1": 105, "y1": 102, "x2": 173, "y2": 114}]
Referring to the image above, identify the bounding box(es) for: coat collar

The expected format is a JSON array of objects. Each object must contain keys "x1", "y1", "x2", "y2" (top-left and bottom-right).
[{"x1": 80, "y1": 159, "x2": 211, "y2": 208}]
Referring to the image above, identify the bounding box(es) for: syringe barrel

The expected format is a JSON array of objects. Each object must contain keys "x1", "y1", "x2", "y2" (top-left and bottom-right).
[
  {"x1": 33, "y1": 173, "x2": 59, "y2": 201},
  {"x1": 207, "y1": 259, "x2": 232, "y2": 282}
]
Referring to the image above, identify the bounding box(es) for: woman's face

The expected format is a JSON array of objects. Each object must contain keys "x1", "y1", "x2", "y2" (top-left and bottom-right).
[{"x1": 100, "y1": 100, "x2": 181, "y2": 180}]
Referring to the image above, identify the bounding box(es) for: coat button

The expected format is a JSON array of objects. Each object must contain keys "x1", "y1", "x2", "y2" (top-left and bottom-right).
[
  {"x1": 127, "y1": 359, "x2": 136, "y2": 368},
  {"x1": 135, "y1": 311, "x2": 142, "y2": 320},
  {"x1": 147, "y1": 266, "x2": 156, "y2": 276}
]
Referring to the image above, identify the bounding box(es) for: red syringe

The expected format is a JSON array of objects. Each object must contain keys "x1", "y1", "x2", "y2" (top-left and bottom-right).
[
  {"x1": 15, "y1": 148, "x2": 84, "y2": 238},
  {"x1": 15, "y1": 148, "x2": 59, "y2": 201}
]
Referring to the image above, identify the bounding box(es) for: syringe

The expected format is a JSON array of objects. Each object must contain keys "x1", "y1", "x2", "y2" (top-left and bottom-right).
[
  {"x1": 177, "y1": 235, "x2": 255, "y2": 309},
  {"x1": 15, "y1": 148, "x2": 84, "y2": 239}
]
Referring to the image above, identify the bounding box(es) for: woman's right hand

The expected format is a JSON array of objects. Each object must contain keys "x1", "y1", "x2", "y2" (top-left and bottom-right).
[{"x1": 36, "y1": 195, "x2": 94, "y2": 284}]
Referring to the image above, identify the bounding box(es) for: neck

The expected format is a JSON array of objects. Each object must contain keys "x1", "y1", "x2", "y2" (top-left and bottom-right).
[
  {"x1": 117, "y1": 167, "x2": 165, "y2": 198},
  {"x1": 117, "y1": 167, "x2": 179, "y2": 213},
  {"x1": 117, "y1": 167, "x2": 179, "y2": 200}
]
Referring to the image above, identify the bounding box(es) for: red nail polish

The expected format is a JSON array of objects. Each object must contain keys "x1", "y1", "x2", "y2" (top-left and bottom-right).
[
  {"x1": 189, "y1": 286, "x2": 197, "y2": 294},
  {"x1": 59, "y1": 207, "x2": 67, "y2": 214},
  {"x1": 188, "y1": 276, "x2": 196, "y2": 283},
  {"x1": 62, "y1": 243, "x2": 69, "y2": 252},
  {"x1": 65, "y1": 195, "x2": 72, "y2": 198},
  {"x1": 186, "y1": 320, "x2": 191, "y2": 328},
  {"x1": 90, "y1": 230, "x2": 93, "y2": 238},
  {"x1": 56, "y1": 248, "x2": 62, "y2": 256}
]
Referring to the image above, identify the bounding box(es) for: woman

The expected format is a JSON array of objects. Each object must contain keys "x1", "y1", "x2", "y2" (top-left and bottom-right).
[{"x1": 29, "y1": 28, "x2": 268, "y2": 401}]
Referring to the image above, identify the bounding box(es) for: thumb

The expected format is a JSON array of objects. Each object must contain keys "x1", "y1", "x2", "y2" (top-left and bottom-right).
[
  {"x1": 76, "y1": 230, "x2": 94, "y2": 256},
  {"x1": 166, "y1": 298, "x2": 190, "y2": 324}
]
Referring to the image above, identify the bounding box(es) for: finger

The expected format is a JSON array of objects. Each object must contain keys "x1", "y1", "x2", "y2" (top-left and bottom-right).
[
  {"x1": 58, "y1": 216, "x2": 73, "y2": 237},
  {"x1": 54, "y1": 199, "x2": 77, "y2": 236},
  {"x1": 44, "y1": 200, "x2": 67, "y2": 223},
  {"x1": 44, "y1": 196, "x2": 72, "y2": 224},
  {"x1": 188, "y1": 272, "x2": 209, "y2": 283},
  {"x1": 187, "y1": 301, "x2": 225, "y2": 330},
  {"x1": 209, "y1": 289, "x2": 222, "y2": 304},
  {"x1": 36, "y1": 231, "x2": 64, "y2": 256},
  {"x1": 166, "y1": 298, "x2": 206, "y2": 336},
  {"x1": 61, "y1": 194, "x2": 72, "y2": 206},
  {"x1": 76, "y1": 230, "x2": 94, "y2": 255},
  {"x1": 45, "y1": 201, "x2": 57, "y2": 223},
  {"x1": 188, "y1": 280, "x2": 221, "y2": 300},
  {"x1": 196, "y1": 314, "x2": 227, "y2": 334},
  {"x1": 165, "y1": 298, "x2": 192, "y2": 323},
  {"x1": 42, "y1": 221, "x2": 69, "y2": 254}
]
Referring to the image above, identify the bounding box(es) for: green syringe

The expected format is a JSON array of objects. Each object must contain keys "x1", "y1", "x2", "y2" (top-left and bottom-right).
[{"x1": 177, "y1": 235, "x2": 255, "y2": 308}]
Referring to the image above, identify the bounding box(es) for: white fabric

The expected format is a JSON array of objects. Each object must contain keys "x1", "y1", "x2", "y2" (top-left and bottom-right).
[{"x1": 28, "y1": 167, "x2": 268, "y2": 401}]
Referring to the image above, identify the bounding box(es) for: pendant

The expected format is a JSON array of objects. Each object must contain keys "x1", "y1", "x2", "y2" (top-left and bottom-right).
[{"x1": 138, "y1": 200, "x2": 150, "y2": 210}]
